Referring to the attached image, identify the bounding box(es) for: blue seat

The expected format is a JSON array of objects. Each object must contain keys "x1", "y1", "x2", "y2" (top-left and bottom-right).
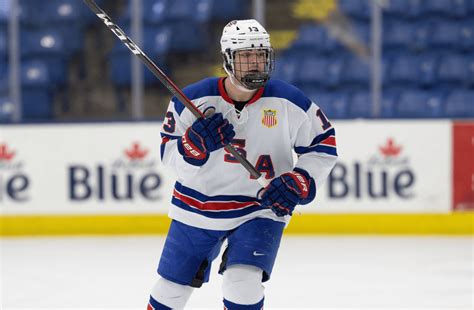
[
  {"x1": 2, "y1": 0, "x2": 27, "y2": 29},
  {"x1": 383, "y1": 0, "x2": 411, "y2": 18},
  {"x1": 123, "y1": 12, "x2": 206, "y2": 53},
  {"x1": 421, "y1": 0, "x2": 468, "y2": 17},
  {"x1": 110, "y1": 53, "x2": 155, "y2": 86},
  {"x1": 118, "y1": 0, "x2": 168, "y2": 28},
  {"x1": 352, "y1": 22, "x2": 370, "y2": 45},
  {"x1": 124, "y1": 0, "x2": 212, "y2": 24},
  {"x1": 422, "y1": 0, "x2": 452, "y2": 15},
  {"x1": 381, "y1": 92, "x2": 398, "y2": 118},
  {"x1": 22, "y1": 30, "x2": 65, "y2": 56},
  {"x1": 342, "y1": 57, "x2": 370, "y2": 86},
  {"x1": 22, "y1": 30, "x2": 68, "y2": 87},
  {"x1": 194, "y1": 0, "x2": 213, "y2": 23},
  {"x1": 47, "y1": 0, "x2": 86, "y2": 24},
  {"x1": 141, "y1": 0, "x2": 167, "y2": 25},
  {"x1": 429, "y1": 21, "x2": 466, "y2": 50},
  {"x1": 325, "y1": 57, "x2": 345, "y2": 88},
  {"x1": 0, "y1": 30, "x2": 6, "y2": 61},
  {"x1": 21, "y1": 60, "x2": 50, "y2": 87},
  {"x1": 292, "y1": 24, "x2": 328, "y2": 52},
  {"x1": 41, "y1": 25, "x2": 83, "y2": 56},
  {"x1": 272, "y1": 56, "x2": 299, "y2": 85},
  {"x1": 109, "y1": 52, "x2": 169, "y2": 86},
  {"x1": 459, "y1": 21, "x2": 474, "y2": 52},
  {"x1": 417, "y1": 54, "x2": 438, "y2": 87},
  {"x1": 467, "y1": 56, "x2": 474, "y2": 86},
  {"x1": 26, "y1": 0, "x2": 84, "y2": 26},
  {"x1": 383, "y1": 20, "x2": 416, "y2": 51},
  {"x1": 0, "y1": 0, "x2": 10, "y2": 28},
  {"x1": 385, "y1": 21, "x2": 432, "y2": 52},
  {"x1": 349, "y1": 91, "x2": 396, "y2": 118},
  {"x1": 338, "y1": 0, "x2": 371, "y2": 20},
  {"x1": 129, "y1": 0, "x2": 246, "y2": 24},
  {"x1": 413, "y1": 22, "x2": 432, "y2": 51},
  {"x1": 0, "y1": 96, "x2": 14, "y2": 122},
  {"x1": 388, "y1": 54, "x2": 418, "y2": 85},
  {"x1": 348, "y1": 91, "x2": 371, "y2": 118},
  {"x1": 469, "y1": 0, "x2": 474, "y2": 13},
  {"x1": 291, "y1": 23, "x2": 345, "y2": 54},
  {"x1": 40, "y1": 0, "x2": 86, "y2": 54},
  {"x1": 20, "y1": 60, "x2": 54, "y2": 120},
  {"x1": 307, "y1": 91, "x2": 349, "y2": 119},
  {"x1": 444, "y1": 90, "x2": 474, "y2": 118},
  {"x1": 19, "y1": 0, "x2": 47, "y2": 25},
  {"x1": 296, "y1": 56, "x2": 328, "y2": 88},
  {"x1": 146, "y1": 27, "x2": 172, "y2": 55},
  {"x1": 396, "y1": 90, "x2": 444, "y2": 118},
  {"x1": 383, "y1": 0, "x2": 422, "y2": 18},
  {"x1": 1, "y1": 60, "x2": 54, "y2": 119},
  {"x1": 124, "y1": 0, "x2": 211, "y2": 25},
  {"x1": 324, "y1": 30, "x2": 344, "y2": 53},
  {"x1": 167, "y1": 21, "x2": 208, "y2": 52},
  {"x1": 166, "y1": 0, "x2": 201, "y2": 21},
  {"x1": 389, "y1": 54, "x2": 438, "y2": 87},
  {"x1": 437, "y1": 54, "x2": 470, "y2": 86},
  {"x1": 0, "y1": 60, "x2": 6, "y2": 94},
  {"x1": 210, "y1": 0, "x2": 249, "y2": 21},
  {"x1": 448, "y1": 0, "x2": 469, "y2": 16}
]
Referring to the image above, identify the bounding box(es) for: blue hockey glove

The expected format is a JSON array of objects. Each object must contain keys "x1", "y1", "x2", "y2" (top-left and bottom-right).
[
  {"x1": 179, "y1": 113, "x2": 235, "y2": 166},
  {"x1": 259, "y1": 171, "x2": 312, "y2": 217}
]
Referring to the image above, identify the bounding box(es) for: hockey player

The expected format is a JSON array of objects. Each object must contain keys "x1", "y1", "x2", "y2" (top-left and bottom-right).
[{"x1": 149, "y1": 19, "x2": 337, "y2": 309}]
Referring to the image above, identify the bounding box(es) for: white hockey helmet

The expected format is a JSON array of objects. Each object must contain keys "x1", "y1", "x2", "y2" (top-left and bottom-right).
[{"x1": 220, "y1": 19, "x2": 274, "y2": 90}]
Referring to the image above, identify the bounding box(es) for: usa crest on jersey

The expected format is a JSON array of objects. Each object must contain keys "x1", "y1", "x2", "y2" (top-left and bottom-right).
[{"x1": 262, "y1": 109, "x2": 277, "y2": 128}]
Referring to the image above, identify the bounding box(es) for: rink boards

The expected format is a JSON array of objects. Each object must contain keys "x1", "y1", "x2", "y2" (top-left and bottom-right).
[{"x1": 1, "y1": 120, "x2": 472, "y2": 236}]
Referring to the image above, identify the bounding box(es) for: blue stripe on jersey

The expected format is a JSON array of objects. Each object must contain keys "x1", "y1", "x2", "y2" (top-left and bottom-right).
[
  {"x1": 262, "y1": 79, "x2": 312, "y2": 112},
  {"x1": 310, "y1": 128, "x2": 336, "y2": 146},
  {"x1": 160, "y1": 133, "x2": 180, "y2": 161},
  {"x1": 295, "y1": 144, "x2": 338, "y2": 156},
  {"x1": 161, "y1": 133, "x2": 180, "y2": 139},
  {"x1": 295, "y1": 128, "x2": 337, "y2": 156},
  {"x1": 172, "y1": 181, "x2": 263, "y2": 219},
  {"x1": 171, "y1": 196, "x2": 263, "y2": 219},
  {"x1": 172, "y1": 77, "x2": 220, "y2": 116}
]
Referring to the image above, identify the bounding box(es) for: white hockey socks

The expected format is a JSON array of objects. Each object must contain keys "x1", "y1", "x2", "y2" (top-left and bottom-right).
[
  {"x1": 148, "y1": 277, "x2": 194, "y2": 310},
  {"x1": 222, "y1": 264, "x2": 265, "y2": 308}
]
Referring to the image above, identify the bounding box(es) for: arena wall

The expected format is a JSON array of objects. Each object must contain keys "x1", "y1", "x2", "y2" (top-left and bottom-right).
[{"x1": 1, "y1": 121, "x2": 472, "y2": 236}]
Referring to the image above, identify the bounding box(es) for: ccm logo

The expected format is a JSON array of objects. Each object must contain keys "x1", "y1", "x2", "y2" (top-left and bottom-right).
[
  {"x1": 294, "y1": 173, "x2": 308, "y2": 193},
  {"x1": 182, "y1": 135, "x2": 205, "y2": 159},
  {"x1": 183, "y1": 142, "x2": 201, "y2": 157},
  {"x1": 97, "y1": 13, "x2": 141, "y2": 55}
]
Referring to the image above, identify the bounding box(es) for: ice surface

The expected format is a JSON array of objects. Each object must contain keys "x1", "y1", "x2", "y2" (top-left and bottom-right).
[{"x1": 1, "y1": 236, "x2": 473, "y2": 309}]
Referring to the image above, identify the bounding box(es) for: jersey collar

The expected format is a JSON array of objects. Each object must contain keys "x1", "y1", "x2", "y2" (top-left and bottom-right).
[{"x1": 218, "y1": 77, "x2": 265, "y2": 106}]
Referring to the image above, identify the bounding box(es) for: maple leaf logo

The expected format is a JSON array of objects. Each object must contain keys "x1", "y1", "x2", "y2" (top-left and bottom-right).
[
  {"x1": 0, "y1": 144, "x2": 16, "y2": 161},
  {"x1": 379, "y1": 138, "x2": 402, "y2": 157},
  {"x1": 125, "y1": 142, "x2": 148, "y2": 160}
]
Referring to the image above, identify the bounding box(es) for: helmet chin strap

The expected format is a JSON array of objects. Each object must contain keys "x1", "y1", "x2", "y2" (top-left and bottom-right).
[{"x1": 224, "y1": 66, "x2": 257, "y2": 93}]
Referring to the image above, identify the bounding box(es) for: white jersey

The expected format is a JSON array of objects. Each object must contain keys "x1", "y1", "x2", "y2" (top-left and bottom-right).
[{"x1": 160, "y1": 77, "x2": 337, "y2": 230}]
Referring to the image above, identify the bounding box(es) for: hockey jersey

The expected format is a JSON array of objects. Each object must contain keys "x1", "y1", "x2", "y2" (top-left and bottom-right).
[{"x1": 160, "y1": 77, "x2": 337, "y2": 230}]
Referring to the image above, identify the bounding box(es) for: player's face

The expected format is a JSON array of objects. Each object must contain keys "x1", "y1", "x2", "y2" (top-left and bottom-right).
[{"x1": 234, "y1": 49, "x2": 267, "y2": 79}]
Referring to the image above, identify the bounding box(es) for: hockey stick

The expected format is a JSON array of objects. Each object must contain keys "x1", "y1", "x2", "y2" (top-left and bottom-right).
[{"x1": 83, "y1": 0, "x2": 269, "y2": 187}]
